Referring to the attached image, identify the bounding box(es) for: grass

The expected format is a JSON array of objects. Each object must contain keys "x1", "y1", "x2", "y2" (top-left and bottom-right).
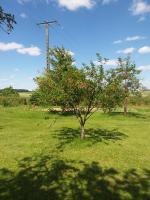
[{"x1": 0, "y1": 106, "x2": 150, "y2": 199}]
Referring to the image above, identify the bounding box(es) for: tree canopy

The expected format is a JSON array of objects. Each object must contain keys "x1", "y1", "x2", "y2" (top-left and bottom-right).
[
  {"x1": 35, "y1": 48, "x2": 142, "y2": 138},
  {"x1": 35, "y1": 48, "x2": 106, "y2": 138}
]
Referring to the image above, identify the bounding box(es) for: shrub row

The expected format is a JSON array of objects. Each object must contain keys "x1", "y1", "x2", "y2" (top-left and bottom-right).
[
  {"x1": 0, "y1": 96, "x2": 28, "y2": 107},
  {"x1": 129, "y1": 95, "x2": 150, "y2": 106},
  {"x1": 0, "y1": 94, "x2": 149, "y2": 107}
]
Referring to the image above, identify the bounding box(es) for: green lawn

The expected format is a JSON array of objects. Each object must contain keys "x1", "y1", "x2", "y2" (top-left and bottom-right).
[{"x1": 0, "y1": 106, "x2": 150, "y2": 200}]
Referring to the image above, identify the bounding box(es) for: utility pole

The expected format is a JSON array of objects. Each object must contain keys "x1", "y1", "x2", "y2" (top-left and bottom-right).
[{"x1": 37, "y1": 20, "x2": 57, "y2": 69}]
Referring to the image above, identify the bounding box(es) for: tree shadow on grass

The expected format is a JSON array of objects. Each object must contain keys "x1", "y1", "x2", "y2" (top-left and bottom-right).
[
  {"x1": 53, "y1": 128, "x2": 127, "y2": 151},
  {"x1": 0, "y1": 154, "x2": 150, "y2": 200}
]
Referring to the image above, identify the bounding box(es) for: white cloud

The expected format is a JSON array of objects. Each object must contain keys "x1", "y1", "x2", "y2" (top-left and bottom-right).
[
  {"x1": 17, "y1": 46, "x2": 41, "y2": 56},
  {"x1": 138, "y1": 65, "x2": 150, "y2": 71},
  {"x1": 138, "y1": 46, "x2": 150, "y2": 54},
  {"x1": 114, "y1": 35, "x2": 146, "y2": 44},
  {"x1": 57, "y1": 0, "x2": 95, "y2": 11},
  {"x1": 113, "y1": 40, "x2": 122, "y2": 44},
  {"x1": 129, "y1": 0, "x2": 150, "y2": 16},
  {"x1": 66, "y1": 50, "x2": 75, "y2": 56},
  {"x1": 126, "y1": 35, "x2": 146, "y2": 41},
  {"x1": 66, "y1": 50, "x2": 75, "y2": 65},
  {"x1": 18, "y1": 0, "x2": 96, "y2": 10},
  {"x1": 117, "y1": 47, "x2": 135, "y2": 54},
  {"x1": 17, "y1": 0, "x2": 119, "y2": 10},
  {"x1": 20, "y1": 13, "x2": 27, "y2": 18},
  {"x1": 67, "y1": 50, "x2": 75, "y2": 56},
  {"x1": 0, "y1": 42, "x2": 23, "y2": 51},
  {"x1": 0, "y1": 42, "x2": 41, "y2": 56},
  {"x1": 94, "y1": 59, "x2": 117, "y2": 66},
  {"x1": 106, "y1": 59, "x2": 117, "y2": 66}
]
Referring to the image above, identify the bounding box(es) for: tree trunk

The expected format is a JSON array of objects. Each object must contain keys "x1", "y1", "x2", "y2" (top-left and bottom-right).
[
  {"x1": 124, "y1": 97, "x2": 128, "y2": 115},
  {"x1": 108, "y1": 108, "x2": 112, "y2": 114},
  {"x1": 80, "y1": 123, "x2": 85, "y2": 139}
]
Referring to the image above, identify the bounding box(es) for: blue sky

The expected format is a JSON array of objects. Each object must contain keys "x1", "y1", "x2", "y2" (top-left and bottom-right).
[{"x1": 0, "y1": 0, "x2": 150, "y2": 90}]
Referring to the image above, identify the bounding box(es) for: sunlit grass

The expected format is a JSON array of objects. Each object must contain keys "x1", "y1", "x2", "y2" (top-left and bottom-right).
[
  {"x1": 0, "y1": 106, "x2": 150, "y2": 199},
  {"x1": 0, "y1": 106, "x2": 149, "y2": 171}
]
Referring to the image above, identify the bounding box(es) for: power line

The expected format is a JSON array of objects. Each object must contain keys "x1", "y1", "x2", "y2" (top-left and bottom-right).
[{"x1": 37, "y1": 20, "x2": 57, "y2": 70}]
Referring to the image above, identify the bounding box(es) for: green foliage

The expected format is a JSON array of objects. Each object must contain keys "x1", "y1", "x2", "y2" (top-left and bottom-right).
[
  {"x1": 15, "y1": 89, "x2": 30, "y2": 93},
  {"x1": 35, "y1": 48, "x2": 106, "y2": 138},
  {"x1": 35, "y1": 47, "x2": 78, "y2": 108},
  {"x1": 129, "y1": 94, "x2": 150, "y2": 106},
  {"x1": 35, "y1": 49, "x2": 142, "y2": 136},
  {"x1": 30, "y1": 90, "x2": 46, "y2": 106},
  {"x1": 0, "y1": 87, "x2": 27, "y2": 107},
  {"x1": 117, "y1": 56, "x2": 141, "y2": 95},
  {"x1": 67, "y1": 56, "x2": 141, "y2": 115},
  {"x1": 0, "y1": 86, "x2": 19, "y2": 97},
  {"x1": 30, "y1": 91, "x2": 40, "y2": 106},
  {"x1": 0, "y1": 6, "x2": 16, "y2": 33},
  {"x1": 0, "y1": 96, "x2": 27, "y2": 107},
  {"x1": 99, "y1": 57, "x2": 141, "y2": 114},
  {"x1": 101, "y1": 69, "x2": 124, "y2": 113},
  {"x1": 114, "y1": 56, "x2": 141, "y2": 114}
]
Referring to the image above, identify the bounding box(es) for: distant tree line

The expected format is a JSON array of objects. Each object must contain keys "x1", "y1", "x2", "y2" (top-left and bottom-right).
[
  {"x1": 0, "y1": 88, "x2": 30, "y2": 93},
  {"x1": 15, "y1": 89, "x2": 31, "y2": 93}
]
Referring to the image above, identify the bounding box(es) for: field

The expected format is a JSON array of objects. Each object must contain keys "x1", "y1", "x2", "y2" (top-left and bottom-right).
[
  {"x1": 142, "y1": 90, "x2": 150, "y2": 97},
  {"x1": 19, "y1": 92, "x2": 32, "y2": 98},
  {"x1": 0, "y1": 106, "x2": 150, "y2": 199}
]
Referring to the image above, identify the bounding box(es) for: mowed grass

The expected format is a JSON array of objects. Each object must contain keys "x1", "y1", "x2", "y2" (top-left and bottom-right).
[{"x1": 0, "y1": 106, "x2": 150, "y2": 199}]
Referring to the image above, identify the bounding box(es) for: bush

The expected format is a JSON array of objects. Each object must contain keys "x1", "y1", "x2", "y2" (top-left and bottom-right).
[
  {"x1": 30, "y1": 91, "x2": 41, "y2": 106},
  {"x1": 0, "y1": 86, "x2": 19, "y2": 97},
  {"x1": 30, "y1": 91, "x2": 51, "y2": 106},
  {"x1": 0, "y1": 96, "x2": 27, "y2": 107},
  {"x1": 0, "y1": 86, "x2": 29, "y2": 107}
]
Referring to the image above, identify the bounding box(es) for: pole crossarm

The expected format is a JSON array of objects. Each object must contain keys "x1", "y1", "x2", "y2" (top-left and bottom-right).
[{"x1": 37, "y1": 20, "x2": 57, "y2": 26}]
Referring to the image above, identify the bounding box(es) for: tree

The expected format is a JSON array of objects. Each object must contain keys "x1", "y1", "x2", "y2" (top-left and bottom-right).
[
  {"x1": 116, "y1": 56, "x2": 141, "y2": 115},
  {"x1": 101, "y1": 69, "x2": 124, "y2": 113},
  {"x1": 35, "y1": 48, "x2": 105, "y2": 139},
  {"x1": 0, "y1": 6, "x2": 16, "y2": 33}
]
